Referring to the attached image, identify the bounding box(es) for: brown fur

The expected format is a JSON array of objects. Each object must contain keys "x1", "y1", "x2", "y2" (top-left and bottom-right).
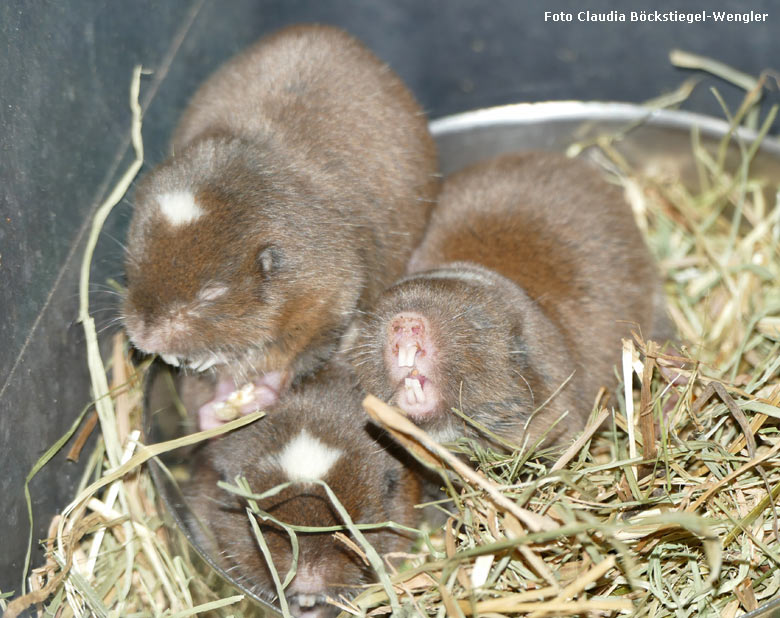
[
  {"x1": 123, "y1": 24, "x2": 438, "y2": 384},
  {"x1": 185, "y1": 364, "x2": 422, "y2": 615},
  {"x1": 352, "y1": 153, "x2": 670, "y2": 450}
]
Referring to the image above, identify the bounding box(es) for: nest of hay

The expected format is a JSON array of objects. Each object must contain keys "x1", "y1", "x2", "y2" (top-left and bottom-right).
[{"x1": 3, "y1": 56, "x2": 780, "y2": 618}]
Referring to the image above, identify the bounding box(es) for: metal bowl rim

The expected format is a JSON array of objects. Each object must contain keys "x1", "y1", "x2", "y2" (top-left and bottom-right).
[{"x1": 430, "y1": 100, "x2": 780, "y2": 157}]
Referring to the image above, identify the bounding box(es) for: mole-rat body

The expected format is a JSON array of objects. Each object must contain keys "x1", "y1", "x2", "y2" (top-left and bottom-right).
[
  {"x1": 123, "y1": 25, "x2": 438, "y2": 424},
  {"x1": 185, "y1": 365, "x2": 422, "y2": 617},
  {"x1": 352, "y1": 153, "x2": 669, "y2": 449}
]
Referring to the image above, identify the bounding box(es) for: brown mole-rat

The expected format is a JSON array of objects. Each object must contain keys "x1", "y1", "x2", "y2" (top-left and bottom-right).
[
  {"x1": 351, "y1": 152, "x2": 670, "y2": 450},
  {"x1": 123, "y1": 25, "x2": 438, "y2": 428},
  {"x1": 185, "y1": 364, "x2": 423, "y2": 617}
]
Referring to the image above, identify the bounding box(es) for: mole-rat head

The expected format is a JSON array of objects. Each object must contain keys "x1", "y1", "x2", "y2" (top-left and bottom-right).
[
  {"x1": 352, "y1": 266, "x2": 535, "y2": 445},
  {"x1": 198, "y1": 403, "x2": 419, "y2": 615},
  {"x1": 122, "y1": 137, "x2": 353, "y2": 377}
]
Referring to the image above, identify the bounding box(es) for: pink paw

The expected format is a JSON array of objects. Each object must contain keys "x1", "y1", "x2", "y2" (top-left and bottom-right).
[{"x1": 197, "y1": 371, "x2": 288, "y2": 431}]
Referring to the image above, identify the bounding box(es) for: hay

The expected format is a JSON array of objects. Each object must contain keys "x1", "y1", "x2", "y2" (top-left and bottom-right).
[{"x1": 5, "y1": 54, "x2": 780, "y2": 617}]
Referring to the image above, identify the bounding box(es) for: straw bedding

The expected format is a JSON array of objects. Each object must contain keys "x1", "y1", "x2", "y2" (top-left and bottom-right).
[{"x1": 3, "y1": 56, "x2": 780, "y2": 618}]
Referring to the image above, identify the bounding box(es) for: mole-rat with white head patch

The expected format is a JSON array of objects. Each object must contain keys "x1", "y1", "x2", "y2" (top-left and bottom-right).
[
  {"x1": 185, "y1": 364, "x2": 423, "y2": 617},
  {"x1": 123, "y1": 25, "x2": 438, "y2": 428},
  {"x1": 351, "y1": 152, "x2": 670, "y2": 450}
]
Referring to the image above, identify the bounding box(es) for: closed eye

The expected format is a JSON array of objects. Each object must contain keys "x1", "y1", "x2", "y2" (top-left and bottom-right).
[{"x1": 198, "y1": 284, "x2": 229, "y2": 302}]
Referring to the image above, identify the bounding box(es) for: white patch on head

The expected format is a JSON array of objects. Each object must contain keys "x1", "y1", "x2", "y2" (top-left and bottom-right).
[
  {"x1": 277, "y1": 430, "x2": 342, "y2": 482},
  {"x1": 157, "y1": 191, "x2": 204, "y2": 226},
  {"x1": 198, "y1": 283, "x2": 228, "y2": 302}
]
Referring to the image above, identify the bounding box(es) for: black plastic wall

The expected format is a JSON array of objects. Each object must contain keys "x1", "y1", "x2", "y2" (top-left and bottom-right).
[{"x1": 1, "y1": 0, "x2": 777, "y2": 599}]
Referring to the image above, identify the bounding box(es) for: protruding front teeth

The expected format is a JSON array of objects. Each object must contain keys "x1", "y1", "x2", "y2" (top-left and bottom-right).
[
  {"x1": 193, "y1": 356, "x2": 218, "y2": 371},
  {"x1": 404, "y1": 377, "x2": 425, "y2": 403},
  {"x1": 185, "y1": 355, "x2": 221, "y2": 372},
  {"x1": 398, "y1": 343, "x2": 417, "y2": 368},
  {"x1": 161, "y1": 354, "x2": 180, "y2": 367}
]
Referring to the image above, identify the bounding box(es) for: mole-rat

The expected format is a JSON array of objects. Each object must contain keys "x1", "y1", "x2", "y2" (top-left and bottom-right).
[
  {"x1": 184, "y1": 364, "x2": 422, "y2": 617},
  {"x1": 123, "y1": 25, "x2": 438, "y2": 428},
  {"x1": 351, "y1": 152, "x2": 670, "y2": 450}
]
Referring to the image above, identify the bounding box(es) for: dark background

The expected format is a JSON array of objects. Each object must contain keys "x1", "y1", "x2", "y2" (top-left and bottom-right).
[{"x1": 1, "y1": 0, "x2": 777, "y2": 598}]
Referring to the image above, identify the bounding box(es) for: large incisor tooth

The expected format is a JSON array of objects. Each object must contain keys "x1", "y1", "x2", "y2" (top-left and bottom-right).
[
  {"x1": 398, "y1": 343, "x2": 417, "y2": 367},
  {"x1": 196, "y1": 356, "x2": 218, "y2": 371},
  {"x1": 404, "y1": 377, "x2": 416, "y2": 399},
  {"x1": 161, "y1": 354, "x2": 180, "y2": 367},
  {"x1": 410, "y1": 377, "x2": 425, "y2": 403},
  {"x1": 397, "y1": 346, "x2": 407, "y2": 367}
]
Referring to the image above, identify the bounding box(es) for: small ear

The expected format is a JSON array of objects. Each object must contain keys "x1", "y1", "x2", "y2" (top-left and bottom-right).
[
  {"x1": 384, "y1": 467, "x2": 400, "y2": 496},
  {"x1": 509, "y1": 327, "x2": 529, "y2": 367},
  {"x1": 256, "y1": 246, "x2": 281, "y2": 275}
]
